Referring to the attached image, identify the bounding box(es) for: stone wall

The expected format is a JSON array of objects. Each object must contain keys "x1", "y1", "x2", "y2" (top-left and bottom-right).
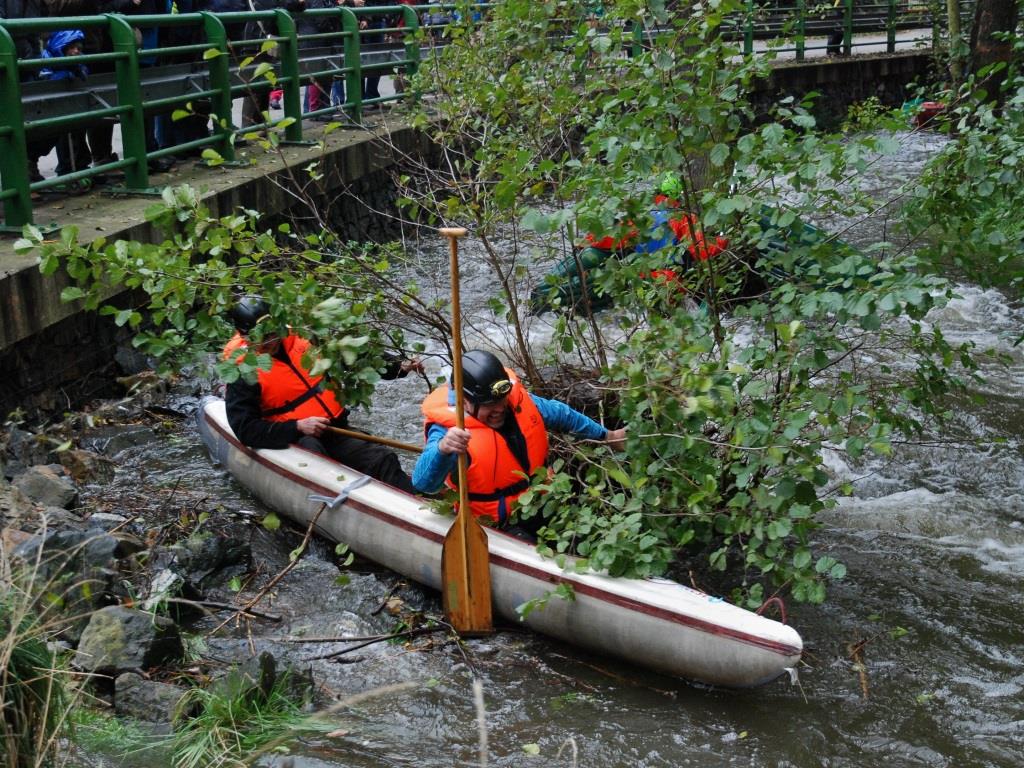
[{"x1": 753, "y1": 52, "x2": 936, "y2": 128}]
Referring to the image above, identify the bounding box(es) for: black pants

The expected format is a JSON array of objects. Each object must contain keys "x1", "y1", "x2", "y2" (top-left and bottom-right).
[{"x1": 297, "y1": 430, "x2": 416, "y2": 494}]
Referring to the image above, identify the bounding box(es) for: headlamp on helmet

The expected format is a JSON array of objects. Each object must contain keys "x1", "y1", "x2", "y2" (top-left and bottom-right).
[{"x1": 458, "y1": 349, "x2": 511, "y2": 404}]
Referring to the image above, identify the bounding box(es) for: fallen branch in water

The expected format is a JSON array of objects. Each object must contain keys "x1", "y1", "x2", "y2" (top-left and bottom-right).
[
  {"x1": 848, "y1": 638, "x2": 870, "y2": 699},
  {"x1": 300, "y1": 625, "x2": 451, "y2": 662},
  {"x1": 162, "y1": 597, "x2": 281, "y2": 622}
]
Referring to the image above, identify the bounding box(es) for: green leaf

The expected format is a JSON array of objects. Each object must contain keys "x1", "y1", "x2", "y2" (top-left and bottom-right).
[
  {"x1": 262, "y1": 512, "x2": 280, "y2": 531},
  {"x1": 202, "y1": 48, "x2": 223, "y2": 60},
  {"x1": 709, "y1": 143, "x2": 730, "y2": 167}
]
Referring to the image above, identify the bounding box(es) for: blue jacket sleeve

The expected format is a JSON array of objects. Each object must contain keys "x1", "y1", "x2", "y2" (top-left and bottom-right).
[
  {"x1": 530, "y1": 395, "x2": 608, "y2": 440},
  {"x1": 412, "y1": 423, "x2": 458, "y2": 493}
]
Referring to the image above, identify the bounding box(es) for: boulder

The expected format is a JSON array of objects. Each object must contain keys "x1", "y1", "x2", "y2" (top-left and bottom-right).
[
  {"x1": 114, "y1": 672, "x2": 187, "y2": 725},
  {"x1": 38, "y1": 506, "x2": 88, "y2": 531},
  {"x1": 152, "y1": 533, "x2": 251, "y2": 587},
  {"x1": 12, "y1": 466, "x2": 79, "y2": 509},
  {"x1": 0, "y1": 479, "x2": 39, "y2": 529},
  {"x1": 210, "y1": 651, "x2": 276, "y2": 704},
  {"x1": 59, "y1": 449, "x2": 117, "y2": 485},
  {"x1": 74, "y1": 606, "x2": 183, "y2": 674},
  {"x1": 84, "y1": 425, "x2": 159, "y2": 457},
  {"x1": 86, "y1": 512, "x2": 129, "y2": 531},
  {"x1": 5, "y1": 427, "x2": 54, "y2": 471},
  {"x1": 12, "y1": 529, "x2": 125, "y2": 643}
]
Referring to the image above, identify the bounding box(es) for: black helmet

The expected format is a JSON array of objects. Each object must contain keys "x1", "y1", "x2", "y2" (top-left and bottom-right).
[
  {"x1": 229, "y1": 296, "x2": 270, "y2": 333},
  {"x1": 458, "y1": 349, "x2": 512, "y2": 404}
]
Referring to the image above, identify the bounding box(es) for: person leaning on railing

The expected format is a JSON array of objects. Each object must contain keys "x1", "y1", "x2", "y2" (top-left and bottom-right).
[
  {"x1": 0, "y1": 0, "x2": 49, "y2": 183},
  {"x1": 237, "y1": 0, "x2": 308, "y2": 127},
  {"x1": 42, "y1": 0, "x2": 142, "y2": 174}
]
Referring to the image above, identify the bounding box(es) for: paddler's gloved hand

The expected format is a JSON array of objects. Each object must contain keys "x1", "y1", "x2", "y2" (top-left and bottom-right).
[{"x1": 438, "y1": 427, "x2": 471, "y2": 455}]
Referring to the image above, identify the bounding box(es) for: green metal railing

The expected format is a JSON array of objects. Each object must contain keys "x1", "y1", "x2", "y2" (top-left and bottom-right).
[
  {"x1": 0, "y1": 4, "x2": 436, "y2": 229},
  {"x1": 1, "y1": 3, "x2": 956, "y2": 230},
  {"x1": 734, "y1": 0, "x2": 974, "y2": 60}
]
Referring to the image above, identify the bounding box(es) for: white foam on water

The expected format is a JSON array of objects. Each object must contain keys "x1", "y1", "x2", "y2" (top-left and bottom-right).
[{"x1": 824, "y1": 489, "x2": 1024, "y2": 577}]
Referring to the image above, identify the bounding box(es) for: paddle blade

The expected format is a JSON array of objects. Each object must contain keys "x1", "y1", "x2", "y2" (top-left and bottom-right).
[{"x1": 441, "y1": 515, "x2": 493, "y2": 635}]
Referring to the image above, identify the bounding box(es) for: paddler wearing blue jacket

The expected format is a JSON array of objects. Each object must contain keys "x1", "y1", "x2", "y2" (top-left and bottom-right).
[{"x1": 413, "y1": 349, "x2": 626, "y2": 530}]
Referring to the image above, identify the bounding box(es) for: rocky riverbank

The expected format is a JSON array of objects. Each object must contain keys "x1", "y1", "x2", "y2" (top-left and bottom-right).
[{"x1": 1, "y1": 373, "x2": 452, "y2": 766}]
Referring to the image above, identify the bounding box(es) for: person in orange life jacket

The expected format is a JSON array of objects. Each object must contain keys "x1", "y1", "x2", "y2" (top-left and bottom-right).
[
  {"x1": 223, "y1": 296, "x2": 423, "y2": 493},
  {"x1": 412, "y1": 350, "x2": 626, "y2": 530}
]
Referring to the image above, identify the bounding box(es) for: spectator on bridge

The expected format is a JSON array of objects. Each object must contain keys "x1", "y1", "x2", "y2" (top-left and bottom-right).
[
  {"x1": 421, "y1": 5, "x2": 449, "y2": 40},
  {"x1": 238, "y1": 0, "x2": 308, "y2": 128},
  {"x1": 1, "y1": 0, "x2": 49, "y2": 184},
  {"x1": 360, "y1": 0, "x2": 387, "y2": 109},
  {"x1": 39, "y1": 30, "x2": 93, "y2": 191},
  {"x1": 387, "y1": 0, "x2": 417, "y2": 96},
  {"x1": 296, "y1": 0, "x2": 339, "y2": 121},
  {"x1": 129, "y1": 0, "x2": 177, "y2": 173},
  {"x1": 42, "y1": 0, "x2": 147, "y2": 177},
  {"x1": 326, "y1": 0, "x2": 367, "y2": 112},
  {"x1": 159, "y1": 0, "x2": 213, "y2": 157},
  {"x1": 826, "y1": 0, "x2": 844, "y2": 56}
]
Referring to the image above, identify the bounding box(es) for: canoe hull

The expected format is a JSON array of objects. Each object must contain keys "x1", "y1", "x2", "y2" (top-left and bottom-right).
[{"x1": 197, "y1": 398, "x2": 802, "y2": 688}]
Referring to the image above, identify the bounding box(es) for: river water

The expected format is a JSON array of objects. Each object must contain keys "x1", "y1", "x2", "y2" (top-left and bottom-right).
[{"x1": 90, "y1": 130, "x2": 1023, "y2": 767}]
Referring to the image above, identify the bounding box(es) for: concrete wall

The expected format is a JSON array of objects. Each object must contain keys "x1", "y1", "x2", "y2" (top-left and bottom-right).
[
  {"x1": 756, "y1": 52, "x2": 934, "y2": 127},
  {"x1": 0, "y1": 121, "x2": 433, "y2": 414}
]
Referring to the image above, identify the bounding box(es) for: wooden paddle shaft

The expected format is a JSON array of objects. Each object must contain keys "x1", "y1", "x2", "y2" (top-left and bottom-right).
[
  {"x1": 440, "y1": 226, "x2": 493, "y2": 634},
  {"x1": 323, "y1": 425, "x2": 422, "y2": 454},
  {"x1": 444, "y1": 227, "x2": 472, "y2": 592}
]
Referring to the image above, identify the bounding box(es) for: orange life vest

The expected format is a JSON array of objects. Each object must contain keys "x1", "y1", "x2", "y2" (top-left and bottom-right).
[
  {"x1": 222, "y1": 333, "x2": 345, "y2": 422},
  {"x1": 421, "y1": 371, "x2": 549, "y2": 524}
]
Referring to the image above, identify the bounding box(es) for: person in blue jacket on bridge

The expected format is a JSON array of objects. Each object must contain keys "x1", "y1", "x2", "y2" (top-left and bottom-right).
[{"x1": 39, "y1": 30, "x2": 92, "y2": 187}]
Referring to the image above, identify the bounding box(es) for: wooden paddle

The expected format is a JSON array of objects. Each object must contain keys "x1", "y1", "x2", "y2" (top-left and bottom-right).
[
  {"x1": 324, "y1": 425, "x2": 422, "y2": 454},
  {"x1": 439, "y1": 226, "x2": 493, "y2": 635}
]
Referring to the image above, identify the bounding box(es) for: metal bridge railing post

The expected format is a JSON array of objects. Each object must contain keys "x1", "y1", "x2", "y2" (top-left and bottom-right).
[
  {"x1": 796, "y1": 0, "x2": 806, "y2": 61},
  {"x1": 274, "y1": 8, "x2": 303, "y2": 142},
  {"x1": 0, "y1": 26, "x2": 33, "y2": 228},
  {"x1": 201, "y1": 11, "x2": 236, "y2": 161},
  {"x1": 842, "y1": 0, "x2": 853, "y2": 56},
  {"x1": 339, "y1": 7, "x2": 362, "y2": 120},
  {"x1": 887, "y1": 0, "x2": 896, "y2": 53},
  {"x1": 108, "y1": 14, "x2": 151, "y2": 190},
  {"x1": 401, "y1": 4, "x2": 421, "y2": 101},
  {"x1": 744, "y1": 0, "x2": 754, "y2": 56}
]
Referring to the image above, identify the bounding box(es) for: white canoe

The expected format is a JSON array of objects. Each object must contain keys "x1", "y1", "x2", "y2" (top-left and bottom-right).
[{"x1": 197, "y1": 397, "x2": 802, "y2": 687}]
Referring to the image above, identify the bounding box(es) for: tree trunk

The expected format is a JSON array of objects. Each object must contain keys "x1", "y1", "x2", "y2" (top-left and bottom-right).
[
  {"x1": 970, "y1": 0, "x2": 1019, "y2": 102},
  {"x1": 947, "y1": 0, "x2": 963, "y2": 82}
]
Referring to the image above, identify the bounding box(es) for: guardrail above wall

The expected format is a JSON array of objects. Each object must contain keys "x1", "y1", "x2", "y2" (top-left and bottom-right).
[
  {"x1": 0, "y1": 4, "x2": 429, "y2": 230},
  {"x1": 0, "y1": 2, "x2": 958, "y2": 231}
]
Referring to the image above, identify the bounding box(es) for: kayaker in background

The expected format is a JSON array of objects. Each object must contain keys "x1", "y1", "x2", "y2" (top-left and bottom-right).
[
  {"x1": 222, "y1": 296, "x2": 422, "y2": 493},
  {"x1": 413, "y1": 349, "x2": 626, "y2": 531}
]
